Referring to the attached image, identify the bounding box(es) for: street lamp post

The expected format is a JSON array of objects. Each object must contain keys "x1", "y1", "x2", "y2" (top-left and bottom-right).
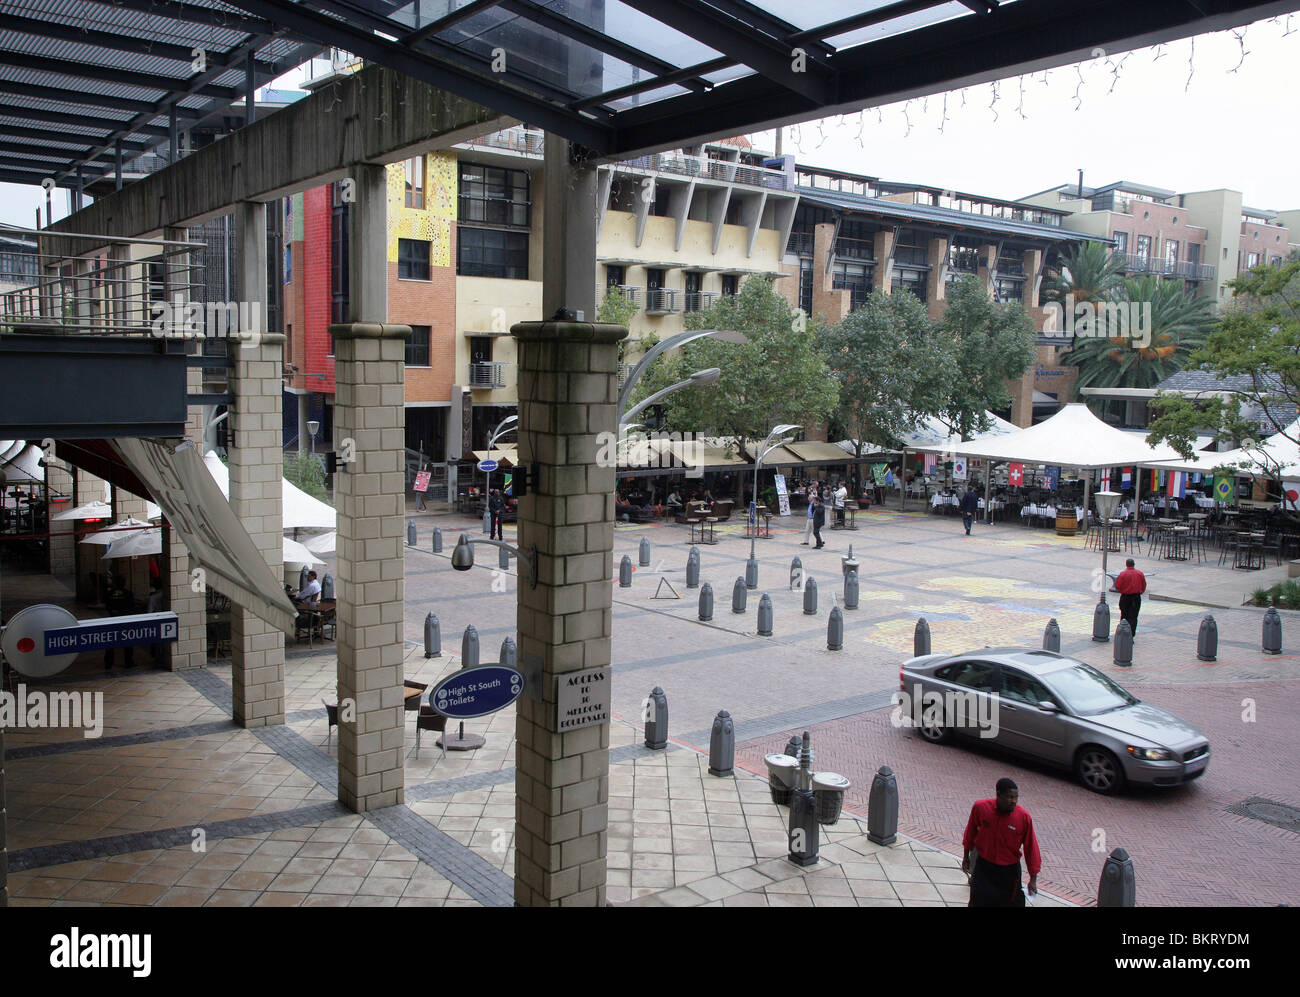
[
  {"x1": 482, "y1": 414, "x2": 517, "y2": 534},
  {"x1": 1092, "y1": 489, "x2": 1121, "y2": 641},
  {"x1": 306, "y1": 419, "x2": 319, "y2": 456},
  {"x1": 451, "y1": 534, "x2": 538, "y2": 588},
  {"x1": 750, "y1": 424, "x2": 800, "y2": 579}
]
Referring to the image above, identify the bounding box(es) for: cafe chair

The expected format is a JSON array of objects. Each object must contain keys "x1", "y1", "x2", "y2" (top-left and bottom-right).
[
  {"x1": 322, "y1": 700, "x2": 339, "y2": 749},
  {"x1": 415, "y1": 705, "x2": 448, "y2": 758},
  {"x1": 403, "y1": 679, "x2": 428, "y2": 719}
]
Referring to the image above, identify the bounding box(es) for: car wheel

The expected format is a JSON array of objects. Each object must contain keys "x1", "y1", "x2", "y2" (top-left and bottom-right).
[
  {"x1": 1075, "y1": 746, "x2": 1126, "y2": 795},
  {"x1": 917, "y1": 711, "x2": 951, "y2": 744}
]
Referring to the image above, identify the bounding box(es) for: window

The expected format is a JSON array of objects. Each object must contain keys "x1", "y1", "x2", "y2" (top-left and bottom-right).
[
  {"x1": 891, "y1": 270, "x2": 926, "y2": 301},
  {"x1": 406, "y1": 324, "x2": 430, "y2": 366},
  {"x1": 606, "y1": 264, "x2": 625, "y2": 288},
  {"x1": 458, "y1": 162, "x2": 530, "y2": 227},
  {"x1": 725, "y1": 197, "x2": 744, "y2": 225},
  {"x1": 1272, "y1": 256, "x2": 1283, "y2": 267},
  {"x1": 1165, "y1": 240, "x2": 1179, "y2": 266},
  {"x1": 832, "y1": 260, "x2": 873, "y2": 310},
  {"x1": 683, "y1": 271, "x2": 703, "y2": 311},
  {"x1": 947, "y1": 660, "x2": 998, "y2": 693},
  {"x1": 283, "y1": 245, "x2": 292, "y2": 284},
  {"x1": 1113, "y1": 231, "x2": 1129, "y2": 254},
  {"x1": 469, "y1": 336, "x2": 492, "y2": 364},
  {"x1": 993, "y1": 276, "x2": 1023, "y2": 303},
  {"x1": 1187, "y1": 243, "x2": 1201, "y2": 266},
  {"x1": 398, "y1": 238, "x2": 431, "y2": 280},
  {"x1": 1136, "y1": 235, "x2": 1152, "y2": 260},
  {"x1": 798, "y1": 261, "x2": 812, "y2": 315},
  {"x1": 948, "y1": 239, "x2": 980, "y2": 274},
  {"x1": 650, "y1": 184, "x2": 672, "y2": 217},
  {"x1": 645, "y1": 268, "x2": 664, "y2": 291},
  {"x1": 330, "y1": 181, "x2": 350, "y2": 349},
  {"x1": 1246, "y1": 252, "x2": 1261, "y2": 268},
  {"x1": 894, "y1": 228, "x2": 929, "y2": 267},
  {"x1": 404, "y1": 156, "x2": 425, "y2": 209},
  {"x1": 458, "y1": 228, "x2": 528, "y2": 280},
  {"x1": 1001, "y1": 670, "x2": 1055, "y2": 707},
  {"x1": 721, "y1": 273, "x2": 739, "y2": 297}
]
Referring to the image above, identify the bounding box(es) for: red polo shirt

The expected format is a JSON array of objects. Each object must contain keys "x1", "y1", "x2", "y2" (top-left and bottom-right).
[
  {"x1": 1115, "y1": 567, "x2": 1147, "y2": 596},
  {"x1": 963, "y1": 799, "x2": 1042, "y2": 874}
]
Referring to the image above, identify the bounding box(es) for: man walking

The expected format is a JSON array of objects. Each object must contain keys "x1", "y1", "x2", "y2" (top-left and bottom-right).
[
  {"x1": 488, "y1": 488, "x2": 505, "y2": 541},
  {"x1": 812, "y1": 494, "x2": 826, "y2": 549},
  {"x1": 1115, "y1": 558, "x2": 1147, "y2": 636},
  {"x1": 802, "y1": 488, "x2": 816, "y2": 545},
  {"x1": 962, "y1": 777, "x2": 1041, "y2": 906},
  {"x1": 960, "y1": 485, "x2": 979, "y2": 536}
]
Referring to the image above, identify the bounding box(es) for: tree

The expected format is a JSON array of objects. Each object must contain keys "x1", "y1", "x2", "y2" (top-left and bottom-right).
[
  {"x1": 818, "y1": 288, "x2": 953, "y2": 457},
  {"x1": 284, "y1": 451, "x2": 329, "y2": 502},
  {"x1": 632, "y1": 277, "x2": 838, "y2": 444},
  {"x1": 936, "y1": 275, "x2": 1037, "y2": 439},
  {"x1": 1042, "y1": 240, "x2": 1127, "y2": 311}
]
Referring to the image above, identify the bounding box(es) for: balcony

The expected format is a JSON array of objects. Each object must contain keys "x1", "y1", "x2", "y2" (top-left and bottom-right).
[
  {"x1": 461, "y1": 126, "x2": 544, "y2": 156},
  {"x1": 833, "y1": 237, "x2": 876, "y2": 262},
  {"x1": 644, "y1": 288, "x2": 680, "y2": 315},
  {"x1": 1171, "y1": 260, "x2": 1216, "y2": 281},
  {"x1": 468, "y1": 361, "x2": 509, "y2": 389},
  {"x1": 600, "y1": 284, "x2": 641, "y2": 308},
  {"x1": 683, "y1": 291, "x2": 717, "y2": 313},
  {"x1": 617, "y1": 152, "x2": 791, "y2": 191}
]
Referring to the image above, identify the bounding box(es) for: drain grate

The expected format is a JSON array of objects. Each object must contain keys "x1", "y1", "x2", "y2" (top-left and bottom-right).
[{"x1": 1226, "y1": 797, "x2": 1300, "y2": 833}]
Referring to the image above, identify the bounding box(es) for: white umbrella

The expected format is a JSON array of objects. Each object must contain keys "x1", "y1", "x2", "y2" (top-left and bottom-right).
[
  {"x1": 203, "y1": 450, "x2": 336, "y2": 529},
  {"x1": 79, "y1": 516, "x2": 152, "y2": 544},
  {"x1": 53, "y1": 501, "x2": 112, "y2": 521},
  {"x1": 303, "y1": 531, "x2": 336, "y2": 554},
  {"x1": 101, "y1": 528, "x2": 162, "y2": 559},
  {"x1": 283, "y1": 537, "x2": 325, "y2": 566}
]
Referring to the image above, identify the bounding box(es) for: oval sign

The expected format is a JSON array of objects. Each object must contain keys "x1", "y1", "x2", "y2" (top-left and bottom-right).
[
  {"x1": 429, "y1": 665, "x2": 524, "y2": 719},
  {"x1": 477, "y1": 459, "x2": 499, "y2": 473}
]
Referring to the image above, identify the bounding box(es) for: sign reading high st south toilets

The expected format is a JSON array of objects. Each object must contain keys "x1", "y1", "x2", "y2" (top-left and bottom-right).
[{"x1": 556, "y1": 667, "x2": 610, "y2": 731}]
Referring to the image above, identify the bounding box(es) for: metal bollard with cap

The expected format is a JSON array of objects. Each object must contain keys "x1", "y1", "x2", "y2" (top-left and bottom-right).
[
  {"x1": 407, "y1": 520, "x2": 417, "y2": 547},
  {"x1": 686, "y1": 547, "x2": 700, "y2": 589},
  {"x1": 423, "y1": 612, "x2": 441, "y2": 659},
  {"x1": 499, "y1": 545, "x2": 510, "y2": 570},
  {"x1": 460, "y1": 624, "x2": 479, "y2": 669},
  {"x1": 644, "y1": 687, "x2": 668, "y2": 749},
  {"x1": 757, "y1": 593, "x2": 773, "y2": 636},
  {"x1": 827, "y1": 604, "x2": 843, "y2": 650},
  {"x1": 432, "y1": 525, "x2": 443, "y2": 553},
  {"x1": 787, "y1": 731, "x2": 819, "y2": 866},
  {"x1": 1092, "y1": 600, "x2": 1111, "y2": 642},
  {"x1": 483, "y1": 508, "x2": 492, "y2": 535},
  {"x1": 321, "y1": 572, "x2": 334, "y2": 600},
  {"x1": 732, "y1": 577, "x2": 747, "y2": 614},
  {"x1": 639, "y1": 536, "x2": 651, "y2": 567},
  {"x1": 844, "y1": 568, "x2": 859, "y2": 609},
  {"x1": 299, "y1": 564, "x2": 309, "y2": 593},
  {"x1": 1263, "y1": 606, "x2": 1283, "y2": 654},
  {"x1": 708, "y1": 710, "x2": 734, "y2": 776},
  {"x1": 789, "y1": 556, "x2": 802, "y2": 590},
  {"x1": 619, "y1": 555, "x2": 633, "y2": 588},
  {"x1": 785, "y1": 734, "x2": 802, "y2": 760},
  {"x1": 914, "y1": 617, "x2": 931, "y2": 657},
  {"x1": 867, "y1": 765, "x2": 899, "y2": 845},
  {"x1": 499, "y1": 635, "x2": 516, "y2": 668},
  {"x1": 745, "y1": 551, "x2": 759, "y2": 590},
  {"x1": 1197, "y1": 614, "x2": 1218, "y2": 662},
  {"x1": 1097, "y1": 847, "x2": 1137, "y2": 907},
  {"x1": 1043, "y1": 617, "x2": 1061, "y2": 653},
  {"x1": 803, "y1": 575, "x2": 818, "y2": 615},
  {"x1": 698, "y1": 582, "x2": 714, "y2": 621},
  {"x1": 1114, "y1": 619, "x2": 1133, "y2": 667}
]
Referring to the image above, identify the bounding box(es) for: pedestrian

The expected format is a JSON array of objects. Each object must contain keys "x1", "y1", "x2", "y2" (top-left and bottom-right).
[
  {"x1": 961, "y1": 777, "x2": 1041, "y2": 907},
  {"x1": 489, "y1": 488, "x2": 505, "y2": 541},
  {"x1": 812, "y1": 494, "x2": 826, "y2": 549},
  {"x1": 103, "y1": 574, "x2": 136, "y2": 670},
  {"x1": 833, "y1": 481, "x2": 847, "y2": 527},
  {"x1": 802, "y1": 491, "x2": 815, "y2": 545},
  {"x1": 960, "y1": 485, "x2": 979, "y2": 536},
  {"x1": 1114, "y1": 557, "x2": 1147, "y2": 636}
]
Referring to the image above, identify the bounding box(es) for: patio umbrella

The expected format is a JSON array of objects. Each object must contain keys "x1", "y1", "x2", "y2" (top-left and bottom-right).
[
  {"x1": 79, "y1": 516, "x2": 152, "y2": 544},
  {"x1": 283, "y1": 537, "x2": 325, "y2": 566},
  {"x1": 303, "y1": 531, "x2": 336, "y2": 554},
  {"x1": 101, "y1": 528, "x2": 162, "y2": 559},
  {"x1": 52, "y1": 501, "x2": 112, "y2": 521}
]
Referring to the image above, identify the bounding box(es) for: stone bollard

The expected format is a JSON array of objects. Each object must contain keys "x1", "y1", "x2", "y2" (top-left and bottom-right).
[
  {"x1": 785, "y1": 734, "x2": 802, "y2": 760},
  {"x1": 619, "y1": 555, "x2": 633, "y2": 588},
  {"x1": 299, "y1": 564, "x2": 309, "y2": 593},
  {"x1": 483, "y1": 508, "x2": 492, "y2": 535},
  {"x1": 914, "y1": 617, "x2": 931, "y2": 657},
  {"x1": 686, "y1": 547, "x2": 700, "y2": 589},
  {"x1": 1114, "y1": 619, "x2": 1133, "y2": 667},
  {"x1": 432, "y1": 525, "x2": 443, "y2": 553},
  {"x1": 1043, "y1": 617, "x2": 1061, "y2": 653},
  {"x1": 1197, "y1": 614, "x2": 1218, "y2": 662},
  {"x1": 708, "y1": 710, "x2": 734, "y2": 776},
  {"x1": 698, "y1": 582, "x2": 714, "y2": 622},
  {"x1": 867, "y1": 765, "x2": 899, "y2": 845},
  {"x1": 1092, "y1": 600, "x2": 1111, "y2": 642},
  {"x1": 1263, "y1": 606, "x2": 1283, "y2": 655},
  {"x1": 498, "y1": 545, "x2": 510, "y2": 570},
  {"x1": 757, "y1": 593, "x2": 773, "y2": 636},
  {"x1": 732, "y1": 577, "x2": 747, "y2": 614},
  {"x1": 827, "y1": 605, "x2": 844, "y2": 650},
  {"x1": 644, "y1": 687, "x2": 668, "y2": 749},
  {"x1": 844, "y1": 568, "x2": 859, "y2": 609},
  {"x1": 789, "y1": 556, "x2": 803, "y2": 590},
  {"x1": 1097, "y1": 847, "x2": 1137, "y2": 907},
  {"x1": 460, "y1": 625, "x2": 479, "y2": 669},
  {"x1": 639, "y1": 536, "x2": 651, "y2": 567},
  {"x1": 499, "y1": 635, "x2": 516, "y2": 668},
  {"x1": 803, "y1": 576, "x2": 818, "y2": 615},
  {"x1": 423, "y1": 612, "x2": 441, "y2": 659},
  {"x1": 321, "y1": 572, "x2": 334, "y2": 600},
  {"x1": 841, "y1": 553, "x2": 858, "y2": 579},
  {"x1": 788, "y1": 731, "x2": 819, "y2": 866},
  {"x1": 407, "y1": 519, "x2": 417, "y2": 547},
  {"x1": 745, "y1": 551, "x2": 759, "y2": 590}
]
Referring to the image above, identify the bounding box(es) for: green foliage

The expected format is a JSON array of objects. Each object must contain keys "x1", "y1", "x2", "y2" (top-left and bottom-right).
[
  {"x1": 1043, "y1": 241, "x2": 1127, "y2": 308},
  {"x1": 597, "y1": 287, "x2": 639, "y2": 328},
  {"x1": 1258, "y1": 579, "x2": 1300, "y2": 609},
  {"x1": 283, "y1": 451, "x2": 329, "y2": 502},
  {"x1": 1251, "y1": 586, "x2": 1273, "y2": 607}
]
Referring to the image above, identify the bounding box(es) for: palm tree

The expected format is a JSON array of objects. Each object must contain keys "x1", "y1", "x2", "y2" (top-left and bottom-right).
[{"x1": 1043, "y1": 241, "x2": 1127, "y2": 310}]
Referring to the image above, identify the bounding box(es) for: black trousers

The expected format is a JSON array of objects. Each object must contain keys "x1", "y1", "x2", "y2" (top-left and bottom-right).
[
  {"x1": 970, "y1": 856, "x2": 1026, "y2": 907},
  {"x1": 1119, "y1": 593, "x2": 1141, "y2": 635},
  {"x1": 490, "y1": 513, "x2": 503, "y2": 540},
  {"x1": 812, "y1": 520, "x2": 823, "y2": 547}
]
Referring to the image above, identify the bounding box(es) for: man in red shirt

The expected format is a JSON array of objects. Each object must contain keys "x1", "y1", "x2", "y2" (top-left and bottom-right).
[
  {"x1": 1114, "y1": 558, "x2": 1147, "y2": 637},
  {"x1": 962, "y1": 778, "x2": 1041, "y2": 906}
]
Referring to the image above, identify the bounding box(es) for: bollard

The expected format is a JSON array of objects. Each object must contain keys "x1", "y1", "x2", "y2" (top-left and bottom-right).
[
  {"x1": 1097, "y1": 847, "x2": 1137, "y2": 907},
  {"x1": 789, "y1": 556, "x2": 802, "y2": 591},
  {"x1": 423, "y1": 612, "x2": 441, "y2": 659},
  {"x1": 844, "y1": 568, "x2": 859, "y2": 610},
  {"x1": 321, "y1": 572, "x2": 334, "y2": 600},
  {"x1": 644, "y1": 687, "x2": 668, "y2": 749},
  {"x1": 1196, "y1": 614, "x2": 1218, "y2": 662},
  {"x1": 757, "y1": 593, "x2": 773, "y2": 636},
  {"x1": 686, "y1": 546, "x2": 701, "y2": 590},
  {"x1": 499, "y1": 545, "x2": 510, "y2": 570},
  {"x1": 1114, "y1": 619, "x2": 1133, "y2": 667},
  {"x1": 841, "y1": 552, "x2": 859, "y2": 579},
  {"x1": 1092, "y1": 600, "x2": 1111, "y2": 642},
  {"x1": 732, "y1": 577, "x2": 747, "y2": 614},
  {"x1": 914, "y1": 617, "x2": 931, "y2": 657},
  {"x1": 708, "y1": 710, "x2": 734, "y2": 776},
  {"x1": 867, "y1": 765, "x2": 899, "y2": 845},
  {"x1": 483, "y1": 508, "x2": 492, "y2": 536},
  {"x1": 1263, "y1": 606, "x2": 1283, "y2": 655},
  {"x1": 460, "y1": 624, "x2": 479, "y2": 670},
  {"x1": 432, "y1": 525, "x2": 443, "y2": 553},
  {"x1": 745, "y1": 552, "x2": 759, "y2": 590},
  {"x1": 619, "y1": 555, "x2": 633, "y2": 588},
  {"x1": 785, "y1": 734, "x2": 802, "y2": 760},
  {"x1": 787, "y1": 731, "x2": 819, "y2": 866},
  {"x1": 1043, "y1": 617, "x2": 1061, "y2": 653},
  {"x1": 639, "y1": 536, "x2": 651, "y2": 567},
  {"x1": 299, "y1": 564, "x2": 309, "y2": 593},
  {"x1": 407, "y1": 519, "x2": 417, "y2": 547},
  {"x1": 803, "y1": 576, "x2": 818, "y2": 615},
  {"x1": 499, "y1": 635, "x2": 516, "y2": 668},
  {"x1": 827, "y1": 605, "x2": 843, "y2": 650},
  {"x1": 698, "y1": 582, "x2": 714, "y2": 622}
]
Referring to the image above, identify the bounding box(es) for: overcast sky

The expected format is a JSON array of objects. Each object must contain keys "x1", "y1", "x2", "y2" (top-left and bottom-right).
[{"x1": 3, "y1": 14, "x2": 1297, "y2": 228}]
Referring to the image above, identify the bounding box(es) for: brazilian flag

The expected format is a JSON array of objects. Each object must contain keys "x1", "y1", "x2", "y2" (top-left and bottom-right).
[{"x1": 1212, "y1": 474, "x2": 1233, "y2": 503}]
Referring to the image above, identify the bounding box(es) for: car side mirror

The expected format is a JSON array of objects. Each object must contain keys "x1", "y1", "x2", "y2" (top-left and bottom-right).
[{"x1": 1036, "y1": 701, "x2": 1060, "y2": 713}]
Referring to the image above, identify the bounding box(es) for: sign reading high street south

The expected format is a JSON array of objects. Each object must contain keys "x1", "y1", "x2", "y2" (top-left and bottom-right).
[
  {"x1": 43, "y1": 612, "x2": 179, "y2": 655},
  {"x1": 556, "y1": 666, "x2": 610, "y2": 732}
]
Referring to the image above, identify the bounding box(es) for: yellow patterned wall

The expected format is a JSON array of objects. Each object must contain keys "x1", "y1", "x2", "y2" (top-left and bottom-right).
[{"x1": 386, "y1": 151, "x2": 456, "y2": 266}]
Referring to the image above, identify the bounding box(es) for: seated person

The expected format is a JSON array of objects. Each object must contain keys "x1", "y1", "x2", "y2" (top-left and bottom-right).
[
  {"x1": 667, "y1": 490, "x2": 682, "y2": 508},
  {"x1": 295, "y1": 570, "x2": 322, "y2": 605}
]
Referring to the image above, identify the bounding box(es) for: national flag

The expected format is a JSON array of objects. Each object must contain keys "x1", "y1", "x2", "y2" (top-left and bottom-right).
[
  {"x1": 1151, "y1": 469, "x2": 1159, "y2": 491},
  {"x1": 1192, "y1": 472, "x2": 1202, "y2": 484},
  {"x1": 1169, "y1": 471, "x2": 1185, "y2": 497},
  {"x1": 1008, "y1": 462, "x2": 1024, "y2": 487},
  {"x1": 1043, "y1": 465, "x2": 1058, "y2": 489},
  {"x1": 1121, "y1": 467, "x2": 1132, "y2": 489},
  {"x1": 1158, "y1": 469, "x2": 1167, "y2": 487},
  {"x1": 1101, "y1": 468, "x2": 1111, "y2": 490},
  {"x1": 1213, "y1": 475, "x2": 1233, "y2": 502},
  {"x1": 884, "y1": 469, "x2": 895, "y2": 486},
  {"x1": 924, "y1": 453, "x2": 936, "y2": 473}
]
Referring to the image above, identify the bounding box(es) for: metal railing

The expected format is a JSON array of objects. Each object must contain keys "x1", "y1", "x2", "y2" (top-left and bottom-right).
[
  {"x1": 468, "y1": 361, "x2": 509, "y2": 388},
  {"x1": 644, "y1": 288, "x2": 680, "y2": 313},
  {"x1": 600, "y1": 284, "x2": 641, "y2": 307},
  {"x1": 461, "y1": 125, "x2": 545, "y2": 156},
  {"x1": 683, "y1": 291, "x2": 717, "y2": 313},
  {"x1": 616, "y1": 152, "x2": 791, "y2": 190}
]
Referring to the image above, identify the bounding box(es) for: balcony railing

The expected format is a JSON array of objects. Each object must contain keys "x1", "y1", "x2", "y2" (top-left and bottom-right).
[
  {"x1": 833, "y1": 237, "x2": 876, "y2": 262},
  {"x1": 617, "y1": 152, "x2": 791, "y2": 190},
  {"x1": 644, "y1": 288, "x2": 680, "y2": 314},
  {"x1": 599, "y1": 284, "x2": 641, "y2": 308},
  {"x1": 468, "y1": 361, "x2": 509, "y2": 388},
  {"x1": 461, "y1": 126, "x2": 544, "y2": 156},
  {"x1": 683, "y1": 291, "x2": 717, "y2": 313}
]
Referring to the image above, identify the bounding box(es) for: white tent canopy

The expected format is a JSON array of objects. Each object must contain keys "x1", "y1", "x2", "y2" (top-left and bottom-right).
[
  {"x1": 838, "y1": 411, "x2": 1019, "y2": 457},
  {"x1": 202, "y1": 451, "x2": 336, "y2": 529},
  {"x1": 1148, "y1": 420, "x2": 1300, "y2": 477},
  {"x1": 304, "y1": 531, "x2": 336, "y2": 554},
  {"x1": 949, "y1": 403, "x2": 1182, "y2": 469},
  {"x1": 283, "y1": 537, "x2": 326, "y2": 566}
]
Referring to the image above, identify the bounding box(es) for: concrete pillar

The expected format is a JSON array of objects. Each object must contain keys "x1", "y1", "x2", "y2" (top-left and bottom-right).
[
  {"x1": 298, "y1": 394, "x2": 310, "y2": 454},
  {"x1": 46, "y1": 459, "x2": 75, "y2": 579},
  {"x1": 229, "y1": 201, "x2": 286, "y2": 727},
  {"x1": 542, "y1": 140, "x2": 597, "y2": 321},
  {"x1": 332, "y1": 162, "x2": 408, "y2": 813},
  {"x1": 926, "y1": 234, "x2": 950, "y2": 318},
  {"x1": 979, "y1": 244, "x2": 998, "y2": 296}
]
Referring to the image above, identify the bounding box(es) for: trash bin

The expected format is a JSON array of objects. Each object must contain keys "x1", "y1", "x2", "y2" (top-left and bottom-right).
[
  {"x1": 764, "y1": 753, "x2": 800, "y2": 806},
  {"x1": 812, "y1": 771, "x2": 851, "y2": 825}
]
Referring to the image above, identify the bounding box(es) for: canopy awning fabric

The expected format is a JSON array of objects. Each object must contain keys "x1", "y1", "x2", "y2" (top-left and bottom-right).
[
  {"x1": 741, "y1": 441, "x2": 802, "y2": 466},
  {"x1": 202, "y1": 451, "x2": 336, "y2": 529},
  {"x1": 79, "y1": 516, "x2": 152, "y2": 544},
  {"x1": 1147, "y1": 421, "x2": 1300, "y2": 477},
  {"x1": 0, "y1": 442, "x2": 44, "y2": 484},
  {"x1": 101, "y1": 528, "x2": 162, "y2": 560},
  {"x1": 948, "y1": 404, "x2": 1181, "y2": 470},
  {"x1": 53, "y1": 501, "x2": 112, "y2": 522},
  {"x1": 469, "y1": 447, "x2": 518, "y2": 467},
  {"x1": 283, "y1": 537, "x2": 326, "y2": 567},
  {"x1": 784, "y1": 442, "x2": 854, "y2": 465}
]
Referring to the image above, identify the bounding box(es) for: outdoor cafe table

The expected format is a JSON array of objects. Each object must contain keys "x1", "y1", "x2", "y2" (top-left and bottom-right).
[{"x1": 745, "y1": 505, "x2": 773, "y2": 539}]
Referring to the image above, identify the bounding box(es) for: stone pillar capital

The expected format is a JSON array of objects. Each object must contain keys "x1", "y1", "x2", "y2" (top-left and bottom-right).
[
  {"x1": 328, "y1": 322, "x2": 412, "y2": 341},
  {"x1": 510, "y1": 320, "x2": 628, "y2": 345}
]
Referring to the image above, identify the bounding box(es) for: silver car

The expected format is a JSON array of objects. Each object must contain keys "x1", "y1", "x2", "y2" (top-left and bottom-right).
[{"x1": 897, "y1": 648, "x2": 1211, "y2": 795}]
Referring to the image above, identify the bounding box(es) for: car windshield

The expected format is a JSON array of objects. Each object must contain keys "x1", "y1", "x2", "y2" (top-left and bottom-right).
[{"x1": 1041, "y1": 663, "x2": 1138, "y2": 716}]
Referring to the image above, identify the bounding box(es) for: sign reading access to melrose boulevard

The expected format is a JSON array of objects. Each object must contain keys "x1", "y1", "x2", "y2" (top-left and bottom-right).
[
  {"x1": 430, "y1": 665, "x2": 524, "y2": 719},
  {"x1": 556, "y1": 666, "x2": 610, "y2": 732}
]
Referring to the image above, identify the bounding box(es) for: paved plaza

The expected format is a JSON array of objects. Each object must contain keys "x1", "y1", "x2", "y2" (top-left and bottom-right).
[{"x1": 4, "y1": 502, "x2": 1297, "y2": 906}]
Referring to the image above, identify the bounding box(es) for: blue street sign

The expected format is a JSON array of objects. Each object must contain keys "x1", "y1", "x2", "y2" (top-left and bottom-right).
[
  {"x1": 477, "y1": 459, "x2": 499, "y2": 473},
  {"x1": 43, "y1": 612, "x2": 179, "y2": 655},
  {"x1": 430, "y1": 665, "x2": 524, "y2": 719}
]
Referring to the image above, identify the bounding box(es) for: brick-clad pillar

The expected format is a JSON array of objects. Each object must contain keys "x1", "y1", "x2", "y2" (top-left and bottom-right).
[
  {"x1": 229, "y1": 201, "x2": 286, "y2": 727},
  {"x1": 926, "y1": 235, "x2": 951, "y2": 318},
  {"x1": 873, "y1": 229, "x2": 897, "y2": 292},
  {"x1": 75, "y1": 471, "x2": 107, "y2": 603},
  {"x1": 811, "y1": 222, "x2": 850, "y2": 323},
  {"x1": 46, "y1": 459, "x2": 75, "y2": 578},
  {"x1": 511, "y1": 318, "x2": 627, "y2": 907}
]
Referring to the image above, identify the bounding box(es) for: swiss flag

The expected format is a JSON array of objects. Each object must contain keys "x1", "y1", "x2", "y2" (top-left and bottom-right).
[{"x1": 1008, "y1": 463, "x2": 1024, "y2": 486}]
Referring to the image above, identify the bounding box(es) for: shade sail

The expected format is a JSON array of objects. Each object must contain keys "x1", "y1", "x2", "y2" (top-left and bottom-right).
[
  {"x1": 1149, "y1": 421, "x2": 1300, "y2": 477},
  {"x1": 949, "y1": 403, "x2": 1181, "y2": 469},
  {"x1": 202, "y1": 450, "x2": 336, "y2": 529},
  {"x1": 304, "y1": 531, "x2": 336, "y2": 555},
  {"x1": 784, "y1": 442, "x2": 854, "y2": 465}
]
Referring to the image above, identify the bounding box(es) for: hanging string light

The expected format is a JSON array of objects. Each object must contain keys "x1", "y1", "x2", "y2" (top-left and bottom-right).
[
  {"x1": 938, "y1": 92, "x2": 949, "y2": 133},
  {"x1": 1229, "y1": 27, "x2": 1250, "y2": 73},
  {"x1": 988, "y1": 81, "x2": 998, "y2": 123},
  {"x1": 1186, "y1": 36, "x2": 1196, "y2": 91}
]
